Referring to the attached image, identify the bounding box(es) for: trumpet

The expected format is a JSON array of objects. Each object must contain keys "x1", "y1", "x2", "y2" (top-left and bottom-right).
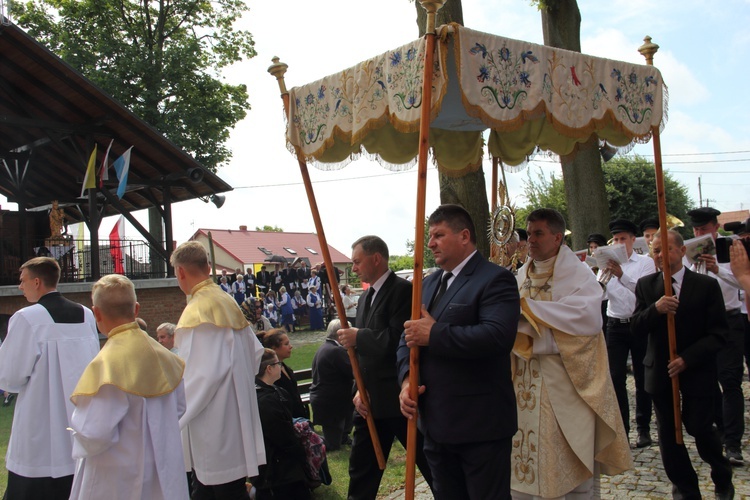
[
  {"x1": 598, "y1": 268, "x2": 614, "y2": 287},
  {"x1": 695, "y1": 259, "x2": 707, "y2": 275}
]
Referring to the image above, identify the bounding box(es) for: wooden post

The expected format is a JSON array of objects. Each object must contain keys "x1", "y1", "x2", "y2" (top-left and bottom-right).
[
  {"x1": 405, "y1": 1, "x2": 446, "y2": 498},
  {"x1": 268, "y1": 58, "x2": 386, "y2": 469},
  {"x1": 639, "y1": 36, "x2": 682, "y2": 444}
]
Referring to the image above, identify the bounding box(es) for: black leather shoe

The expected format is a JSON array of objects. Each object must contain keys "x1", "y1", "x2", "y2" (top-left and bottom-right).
[
  {"x1": 715, "y1": 483, "x2": 734, "y2": 500},
  {"x1": 636, "y1": 430, "x2": 652, "y2": 448}
]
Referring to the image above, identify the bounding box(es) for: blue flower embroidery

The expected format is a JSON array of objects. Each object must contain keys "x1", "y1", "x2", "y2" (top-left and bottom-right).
[
  {"x1": 305, "y1": 93, "x2": 314, "y2": 105},
  {"x1": 645, "y1": 93, "x2": 654, "y2": 105},
  {"x1": 318, "y1": 85, "x2": 326, "y2": 100},
  {"x1": 390, "y1": 52, "x2": 402, "y2": 66},
  {"x1": 645, "y1": 75, "x2": 656, "y2": 87},
  {"x1": 469, "y1": 43, "x2": 488, "y2": 58},
  {"x1": 500, "y1": 47, "x2": 511, "y2": 61},
  {"x1": 406, "y1": 48, "x2": 417, "y2": 61},
  {"x1": 519, "y1": 72, "x2": 531, "y2": 88},
  {"x1": 611, "y1": 69, "x2": 622, "y2": 81},
  {"x1": 478, "y1": 65, "x2": 490, "y2": 83},
  {"x1": 615, "y1": 88, "x2": 623, "y2": 102},
  {"x1": 521, "y1": 51, "x2": 539, "y2": 64},
  {"x1": 629, "y1": 72, "x2": 637, "y2": 84}
]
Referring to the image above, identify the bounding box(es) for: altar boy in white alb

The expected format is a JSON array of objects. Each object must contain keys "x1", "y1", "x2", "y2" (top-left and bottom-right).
[
  {"x1": 68, "y1": 274, "x2": 188, "y2": 500},
  {"x1": 172, "y1": 241, "x2": 266, "y2": 498},
  {"x1": 0, "y1": 257, "x2": 98, "y2": 500}
]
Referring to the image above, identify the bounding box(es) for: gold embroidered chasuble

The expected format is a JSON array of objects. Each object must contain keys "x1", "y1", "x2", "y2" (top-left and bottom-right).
[{"x1": 511, "y1": 246, "x2": 632, "y2": 498}]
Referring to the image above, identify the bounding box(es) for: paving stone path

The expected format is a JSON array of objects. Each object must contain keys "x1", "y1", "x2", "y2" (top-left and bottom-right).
[{"x1": 388, "y1": 373, "x2": 750, "y2": 499}]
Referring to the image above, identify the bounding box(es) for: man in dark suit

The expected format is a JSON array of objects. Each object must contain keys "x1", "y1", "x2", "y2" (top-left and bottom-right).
[
  {"x1": 256, "y1": 265, "x2": 271, "y2": 294},
  {"x1": 337, "y1": 235, "x2": 433, "y2": 500},
  {"x1": 632, "y1": 230, "x2": 734, "y2": 499},
  {"x1": 397, "y1": 204, "x2": 520, "y2": 500}
]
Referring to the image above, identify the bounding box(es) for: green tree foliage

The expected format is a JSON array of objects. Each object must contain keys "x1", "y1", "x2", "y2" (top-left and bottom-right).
[
  {"x1": 255, "y1": 225, "x2": 283, "y2": 232},
  {"x1": 517, "y1": 156, "x2": 694, "y2": 233},
  {"x1": 389, "y1": 255, "x2": 415, "y2": 272},
  {"x1": 13, "y1": 0, "x2": 255, "y2": 171},
  {"x1": 406, "y1": 218, "x2": 437, "y2": 269}
]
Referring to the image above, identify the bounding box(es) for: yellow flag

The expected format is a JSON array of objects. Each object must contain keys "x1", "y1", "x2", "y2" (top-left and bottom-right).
[{"x1": 80, "y1": 144, "x2": 97, "y2": 197}]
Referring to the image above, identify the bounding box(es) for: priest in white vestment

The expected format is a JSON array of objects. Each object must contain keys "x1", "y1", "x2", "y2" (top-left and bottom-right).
[
  {"x1": 0, "y1": 257, "x2": 98, "y2": 499},
  {"x1": 511, "y1": 209, "x2": 632, "y2": 499},
  {"x1": 69, "y1": 274, "x2": 187, "y2": 500},
  {"x1": 171, "y1": 241, "x2": 265, "y2": 498}
]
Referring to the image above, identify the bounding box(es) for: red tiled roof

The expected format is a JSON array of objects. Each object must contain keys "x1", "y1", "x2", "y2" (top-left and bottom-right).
[{"x1": 189, "y1": 228, "x2": 351, "y2": 265}]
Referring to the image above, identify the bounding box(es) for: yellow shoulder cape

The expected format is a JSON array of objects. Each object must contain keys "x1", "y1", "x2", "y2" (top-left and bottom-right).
[
  {"x1": 176, "y1": 278, "x2": 249, "y2": 331},
  {"x1": 71, "y1": 322, "x2": 184, "y2": 404}
]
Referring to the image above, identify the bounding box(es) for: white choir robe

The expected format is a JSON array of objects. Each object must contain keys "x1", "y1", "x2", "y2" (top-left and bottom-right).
[
  {"x1": 0, "y1": 304, "x2": 98, "y2": 478},
  {"x1": 69, "y1": 382, "x2": 189, "y2": 500},
  {"x1": 177, "y1": 323, "x2": 266, "y2": 485}
]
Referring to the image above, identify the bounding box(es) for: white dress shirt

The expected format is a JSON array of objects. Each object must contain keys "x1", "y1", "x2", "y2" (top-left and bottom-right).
[{"x1": 603, "y1": 251, "x2": 656, "y2": 319}]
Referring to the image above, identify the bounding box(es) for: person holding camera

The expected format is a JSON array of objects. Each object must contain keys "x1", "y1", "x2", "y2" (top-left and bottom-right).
[{"x1": 688, "y1": 207, "x2": 746, "y2": 465}]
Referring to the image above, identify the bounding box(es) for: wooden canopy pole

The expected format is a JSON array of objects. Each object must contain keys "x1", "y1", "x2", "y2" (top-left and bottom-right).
[
  {"x1": 639, "y1": 36, "x2": 682, "y2": 444},
  {"x1": 268, "y1": 59, "x2": 386, "y2": 469},
  {"x1": 405, "y1": 1, "x2": 445, "y2": 498}
]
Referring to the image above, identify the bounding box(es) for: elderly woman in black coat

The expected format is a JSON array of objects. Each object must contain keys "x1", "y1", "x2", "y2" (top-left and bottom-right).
[
  {"x1": 310, "y1": 319, "x2": 354, "y2": 451},
  {"x1": 253, "y1": 348, "x2": 310, "y2": 500}
]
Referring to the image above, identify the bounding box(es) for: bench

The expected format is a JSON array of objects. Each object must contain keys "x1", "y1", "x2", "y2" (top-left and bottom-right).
[{"x1": 296, "y1": 367, "x2": 312, "y2": 411}]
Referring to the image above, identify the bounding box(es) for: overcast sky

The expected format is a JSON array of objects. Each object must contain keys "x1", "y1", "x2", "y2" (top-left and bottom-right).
[{"x1": 10, "y1": 0, "x2": 750, "y2": 257}]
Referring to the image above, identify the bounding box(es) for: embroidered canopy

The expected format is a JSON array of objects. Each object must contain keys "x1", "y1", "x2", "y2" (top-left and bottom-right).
[{"x1": 286, "y1": 24, "x2": 667, "y2": 174}]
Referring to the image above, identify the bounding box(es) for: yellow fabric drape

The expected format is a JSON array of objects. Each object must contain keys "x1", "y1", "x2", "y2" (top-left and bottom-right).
[{"x1": 71, "y1": 323, "x2": 184, "y2": 403}]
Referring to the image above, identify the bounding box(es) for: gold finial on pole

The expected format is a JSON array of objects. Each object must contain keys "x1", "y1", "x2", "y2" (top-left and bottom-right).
[
  {"x1": 419, "y1": 0, "x2": 446, "y2": 34},
  {"x1": 638, "y1": 36, "x2": 659, "y2": 66},
  {"x1": 267, "y1": 56, "x2": 289, "y2": 94}
]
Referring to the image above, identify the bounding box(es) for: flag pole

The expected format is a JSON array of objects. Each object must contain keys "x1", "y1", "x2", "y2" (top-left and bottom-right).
[
  {"x1": 405, "y1": 2, "x2": 445, "y2": 498},
  {"x1": 639, "y1": 36, "x2": 682, "y2": 444},
  {"x1": 268, "y1": 59, "x2": 386, "y2": 470}
]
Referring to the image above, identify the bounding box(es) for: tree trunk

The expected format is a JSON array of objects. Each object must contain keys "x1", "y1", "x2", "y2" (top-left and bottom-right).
[
  {"x1": 541, "y1": 0, "x2": 610, "y2": 250},
  {"x1": 439, "y1": 171, "x2": 490, "y2": 257},
  {"x1": 415, "y1": 0, "x2": 489, "y2": 257}
]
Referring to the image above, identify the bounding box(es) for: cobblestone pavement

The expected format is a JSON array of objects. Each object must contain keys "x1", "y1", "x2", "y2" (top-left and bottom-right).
[{"x1": 388, "y1": 374, "x2": 750, "y2": 499}]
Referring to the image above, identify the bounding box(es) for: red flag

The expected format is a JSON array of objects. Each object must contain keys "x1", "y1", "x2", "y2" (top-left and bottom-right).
[{"x1": 109, "y1": 216, "x2": 125, "y2": 274}]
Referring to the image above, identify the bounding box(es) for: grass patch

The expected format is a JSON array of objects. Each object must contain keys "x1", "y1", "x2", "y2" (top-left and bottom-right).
[
  {"x1": 0, "y1": 335, "x2": 413, "y2": 499},
  {"x1": 0, "y1": 399, "x2": 14, "y2": 494}
]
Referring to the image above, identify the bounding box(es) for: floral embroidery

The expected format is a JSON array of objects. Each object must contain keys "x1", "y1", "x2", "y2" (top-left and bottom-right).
[
  {"x1": 611, "y1": 66, "x2": 657, "y2": 124},
  {"x1": 469, "y1": 42, "x2": 539, "y2": 109},
  {"x1": 513, "y1": 427, "x2": 537, "y2": 486}
]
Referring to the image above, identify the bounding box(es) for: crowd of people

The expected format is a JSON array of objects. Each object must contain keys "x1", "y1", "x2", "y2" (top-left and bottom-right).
[
  {"x1": 1, "y1": 204, "x2": 749, "y2": 500},
  {"x1": 216, "y1": 260, "x2": 339, "y2": 333}
]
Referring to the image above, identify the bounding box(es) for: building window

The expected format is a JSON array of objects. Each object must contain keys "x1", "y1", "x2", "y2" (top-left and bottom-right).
[
  {"x1": 305, "y1": 247, "x2": 318, "y2": 255},
  {"x1": 283, "y1": 247, "x2": 297, "y2": 255},
  {"x1": 258, "y1": 247, "x2": 272, "y2": 256}
]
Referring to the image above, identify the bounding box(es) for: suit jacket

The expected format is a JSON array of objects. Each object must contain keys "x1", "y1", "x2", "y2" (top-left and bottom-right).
[
  {"x1": 355, "y1": 272, "x2": 412, "y2": 419},
  {"x1": 631, "y1": 268, "x2": 728, "y2": 397},
  {"x1": 396, "y1": 252, "x2": 520, "y2": 444},
  {"x1": 256, "y1": 271, "x2": 271, "y2": 291}
]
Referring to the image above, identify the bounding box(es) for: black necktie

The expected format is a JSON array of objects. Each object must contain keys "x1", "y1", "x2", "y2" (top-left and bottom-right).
[
  {"x1": 671, "y1": 277, "x2": 678, "y2": 297},
  {"x1": 431, "y1": 272, "x2": 453, "y2": 310},
  {"x1": 363, "y1": 287, "x2": 375, "y2": 318}
]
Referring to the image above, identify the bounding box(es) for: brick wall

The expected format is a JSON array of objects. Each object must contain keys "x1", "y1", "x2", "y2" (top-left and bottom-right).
[{"x1": 0, "y1": 278, "x2": 186, "y2": 338}]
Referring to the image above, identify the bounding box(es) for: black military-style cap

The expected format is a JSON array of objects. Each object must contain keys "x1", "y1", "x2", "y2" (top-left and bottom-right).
[
  {"x1": 586, "y1": 233, "x2": 608, "y2": 246},
  {"x1": 687, "y1": 207, "x2": 721, "y2": 226},
  {"x1": 608, "y1": 218, "x2": 638, "y2": 235},
  {"x1": 639, "y1": 218, "x2": 659, "y2": 233}
]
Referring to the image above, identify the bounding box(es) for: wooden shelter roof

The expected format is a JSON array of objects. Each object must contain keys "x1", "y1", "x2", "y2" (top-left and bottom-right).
[{"x1": 0, "y1": 22, "x2": 232, "y2": 222}]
